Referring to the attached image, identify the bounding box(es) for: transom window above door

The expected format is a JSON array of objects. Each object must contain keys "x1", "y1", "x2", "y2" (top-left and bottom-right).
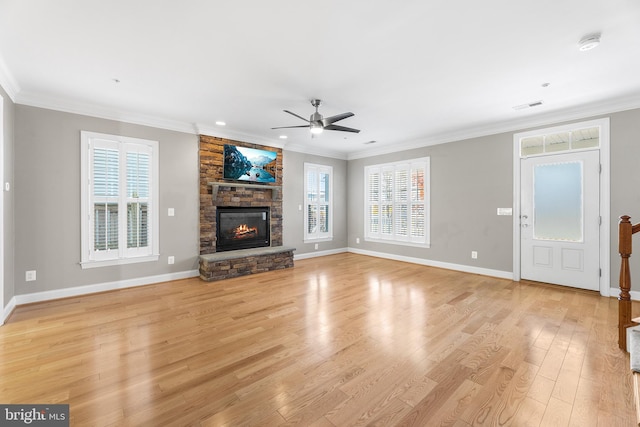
[{"x1": 520, "y1": 126, "x2": 600, "y2": 157}]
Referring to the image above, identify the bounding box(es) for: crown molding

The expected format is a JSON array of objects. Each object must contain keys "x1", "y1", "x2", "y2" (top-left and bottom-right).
[
  {"x1": 195, "y1": 123, "x2": 287, "y2": 150},
  {"x1": 0, "y1": 54, "x2": 19, "y2": 101},
  {"x1": 15, "y1": 91, "x2": 198, "y2": 134},
  {"x1": 10, "y1": 87, "x2": 640, "y2": 161},
  {"x1": 347, "y1": 94, "x2": 640, "y2": 160},
  {"x1": 283, "y1": 141, "x2": 347, "y2": 160}
]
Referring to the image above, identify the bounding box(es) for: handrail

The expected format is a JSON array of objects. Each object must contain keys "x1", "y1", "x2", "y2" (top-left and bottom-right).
[{"x1": 619, "y1": 215, "x2": 640, "y2": 350}]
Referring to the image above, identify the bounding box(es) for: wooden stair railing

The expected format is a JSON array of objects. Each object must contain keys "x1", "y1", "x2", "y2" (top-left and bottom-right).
[{"x1": 619, "y1": 215, "x2": 640, "y2": 350}]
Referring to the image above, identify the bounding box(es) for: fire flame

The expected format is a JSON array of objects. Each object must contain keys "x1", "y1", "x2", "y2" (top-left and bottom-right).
[{"x1": 233, "y1": 224, "x2": 258, "y2": 239}]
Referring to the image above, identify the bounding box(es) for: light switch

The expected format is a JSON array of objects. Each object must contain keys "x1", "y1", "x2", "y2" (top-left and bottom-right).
[{"x1": 168, "y1": 208, "x2": 175, "y2": 217}]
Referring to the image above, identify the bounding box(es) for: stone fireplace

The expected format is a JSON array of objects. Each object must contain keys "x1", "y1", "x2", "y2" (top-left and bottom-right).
[{"x1": 198, "y1": 135, "x2": 294, "y2": 281}]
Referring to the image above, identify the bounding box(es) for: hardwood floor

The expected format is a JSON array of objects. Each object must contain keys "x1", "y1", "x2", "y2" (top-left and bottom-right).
[{"x1": 1, "y1": 253, "x2": 637, "y2": 426}]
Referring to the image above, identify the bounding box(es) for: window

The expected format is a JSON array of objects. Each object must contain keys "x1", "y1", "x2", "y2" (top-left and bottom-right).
[
  {"x1": 365, "y1": 158, "x2": 430, "y2": 247},
  {"x1": 520, "y1": 126, "x2": 600, "y2": 157},
  {"x1": 81, "y1": 131, "x2": 159, "y2": 268},
  {"x1": 304, "y1": 163, "x2": 332, "y2": 241}
]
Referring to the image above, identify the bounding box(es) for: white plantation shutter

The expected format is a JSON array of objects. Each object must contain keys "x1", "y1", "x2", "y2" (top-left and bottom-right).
[
  {"x1": 92, "y1": 147, "x2": 119, "y2": 252},
  {"x1": 411, "y1": 168, "x2": 426, "y2": 238},
  {"x1": 368, "y1": 171, "x2": 380, "y2": 234},
  {"x1": 81, "y1": 132, "x2": 159, "y2": 268},
  {"x1": 395, "y1": 167, "x2": 409, "y2": 237},
  {"x1": 365, "y1": 158, "x2": 429, "y2": 246},
  {"x1": 126, "y1": 150, "x2": 151, "y2": 253},
  {"x1": 381, "y1": 168, "x2": 393, "y2": 235},
  {"x1": 304, "y1": 163, "x2": 333, "y2": 241},
  {"x1": 319, "y1": 171, "x2": 330, "y2": 233}
]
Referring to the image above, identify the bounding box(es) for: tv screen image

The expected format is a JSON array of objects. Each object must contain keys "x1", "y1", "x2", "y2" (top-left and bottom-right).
[{"x1": 223, "y1": 144, "x2": 277, "y2": 183}]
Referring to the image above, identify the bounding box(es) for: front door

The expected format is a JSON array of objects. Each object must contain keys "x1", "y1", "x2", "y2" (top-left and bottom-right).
[{"x1": 520, "y1": 150, "x2": 600, "y2": 290}]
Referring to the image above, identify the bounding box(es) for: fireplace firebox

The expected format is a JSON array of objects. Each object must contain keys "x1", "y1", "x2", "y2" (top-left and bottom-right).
[{"x1": 216, "y1": 207, "x2": 270, "y2": 252}]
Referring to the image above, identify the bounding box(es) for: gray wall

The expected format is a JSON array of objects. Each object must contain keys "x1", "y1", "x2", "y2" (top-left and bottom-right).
[
  {"x1": 348, "y1": 108, "x2": 640, "y2": 291},
  {"x1": 2, "y1": 85, "x2": 14, "y2": 309},
  {"x1": 282, "y1": 150, "x2": 348, "y2": 255},
  {"x1": 7, "y1": 102, "x2": 640, "y2": 301},
  {"x1": 610, "y1": 109, "x2": 640, "y2": 291},
  {"x1": 13, "y1": 105, "x2": 199, "y2": 295},
  {"x1": 348, "y1": 133, "x2": 514, "y2": 273}
]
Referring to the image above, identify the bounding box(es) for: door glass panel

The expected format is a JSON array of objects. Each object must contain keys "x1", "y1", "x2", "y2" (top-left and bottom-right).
[{"x1": 534, "y1": 161, "x2": 583, "y2": 242}]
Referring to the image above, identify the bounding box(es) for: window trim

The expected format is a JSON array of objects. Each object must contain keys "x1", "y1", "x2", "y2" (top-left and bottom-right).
[
  {"x1": 304, "y1": 163, "x2": 333, "y2": 242},
  {"x1": 364, "y1": 157, "x2": 430, "y2": 248},
  {"x1": 80, "y1": 131, "x2": 159, "y2": 269}
]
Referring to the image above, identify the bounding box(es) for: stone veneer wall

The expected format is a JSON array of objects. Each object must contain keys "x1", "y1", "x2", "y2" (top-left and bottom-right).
[
  {"x1": 199, "y1": 247, "x2": 295, "y2": 281},
  {"x1": 199, "y1": 134, "x2": 284, "y2": 255}
]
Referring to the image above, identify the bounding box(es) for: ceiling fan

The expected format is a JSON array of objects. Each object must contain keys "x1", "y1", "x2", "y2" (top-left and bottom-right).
[{"x1": 272, "y1": 99, "x2": 360, "y2": 136}]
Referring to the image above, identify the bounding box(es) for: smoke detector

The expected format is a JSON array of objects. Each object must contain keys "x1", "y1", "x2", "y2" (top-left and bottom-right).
[{"x1": 578, "y1": 33, "x2": 601, "y2": 51}]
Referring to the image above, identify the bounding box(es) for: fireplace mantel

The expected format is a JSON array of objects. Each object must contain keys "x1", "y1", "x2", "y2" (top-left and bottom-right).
[{"x1": 208, "y1": 181, "x2": 281, "y2": 200}]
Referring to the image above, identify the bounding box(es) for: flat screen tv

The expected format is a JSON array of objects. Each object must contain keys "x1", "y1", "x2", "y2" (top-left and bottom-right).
[{"x1": 223, "y1": 144, "x2": 277, "y2": 183}]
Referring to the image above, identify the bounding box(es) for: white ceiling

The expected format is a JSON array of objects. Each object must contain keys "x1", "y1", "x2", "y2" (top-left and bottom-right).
[{"x1": 1, "y1": 0, "x2": 639, "y2": 159}]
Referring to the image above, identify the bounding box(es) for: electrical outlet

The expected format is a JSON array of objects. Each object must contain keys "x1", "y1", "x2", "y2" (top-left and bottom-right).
[
  {"x1": 356, "y1": 237, "x2": 360, "y2": 244},
  {"x1": 25, "y1": 270, "x2": 36, "y2": 281},
  {"x1": 471, "y1": 251, "x2": 478, "y2": 259},
  {"x1": 314, "y1": 243, "x2": 319, "y2": 250},
  {"x1": 168, "y1": 256, "x2": 175, "y2": 265}
]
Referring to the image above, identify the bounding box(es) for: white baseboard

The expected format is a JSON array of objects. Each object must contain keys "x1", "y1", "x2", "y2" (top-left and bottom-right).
[
  {"x1": 294, "y1": 247, "x2": 348, "y2": 260},
  {"x1": 609, "y1": 288, "x2": 640, "y2": 302},
  {"x1": 2, "y1": 261, "x2": 633, "y2": 326},
  {"x1": 347, "y1": 247, "x2": 513, "y2": 280},
  {"x1": 9, "y1": 270, "x2": 200, "y2": 309},
  {"x1": 2, "y1": 296, "x2": 17, "y2": 325}
]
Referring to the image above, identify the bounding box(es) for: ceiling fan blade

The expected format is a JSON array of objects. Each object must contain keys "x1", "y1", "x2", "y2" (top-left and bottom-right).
[
  {"x1": 322, "y1": 112, "x2": 354, "y2": 126},
  {"x1": 271, "y1": 125, "x2": 310, "y2": 130},
  {"x1": 283, "y1": 110, "x2": 310, "y2": 123},
  {"x1": 324, "y1": 124, "x2": 360, "y2": 133}
]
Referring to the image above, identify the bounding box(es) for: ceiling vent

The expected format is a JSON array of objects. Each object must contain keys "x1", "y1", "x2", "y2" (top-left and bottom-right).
[{"x1": 513, "y1": 100, "x2": 544, "y2": 110}]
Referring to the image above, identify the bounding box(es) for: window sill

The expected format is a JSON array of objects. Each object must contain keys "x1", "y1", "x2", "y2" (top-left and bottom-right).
[
  {"x1": 364, "y1": 238, "x2": 430, "y2": 249},
  {"x1": 80, "y1": 254, "x2": 159, "y2": 269},
  {"x1": 304, "y1": 237, "x2": 333, "y2": 244}
]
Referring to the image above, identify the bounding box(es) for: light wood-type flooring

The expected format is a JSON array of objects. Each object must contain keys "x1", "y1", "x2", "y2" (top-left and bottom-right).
[{"x1": 1, "y1": 253, "x2": 637, "y2": 426}]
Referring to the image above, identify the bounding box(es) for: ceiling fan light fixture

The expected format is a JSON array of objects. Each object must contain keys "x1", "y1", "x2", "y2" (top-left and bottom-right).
[
  {"x1": 271, "y1": 99, "x2": 359, "y2": 136},
  {"x1": 310, "y1": 123, "x2": 323, "y2": 134}
]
